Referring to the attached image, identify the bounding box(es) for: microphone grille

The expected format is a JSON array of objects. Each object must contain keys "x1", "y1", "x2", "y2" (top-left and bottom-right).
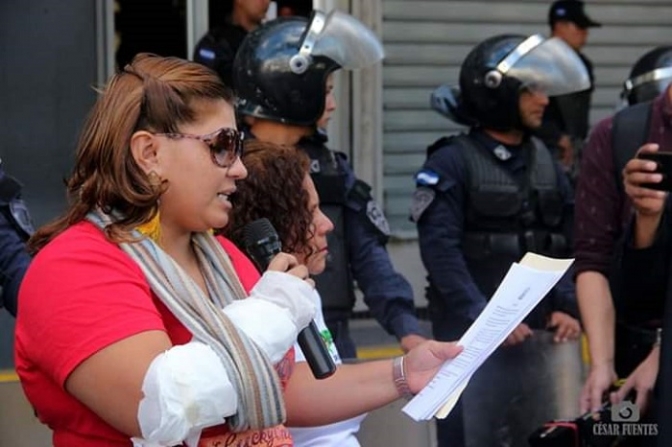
[{"x1": 242, "y1": 218, "x2": 278, "y2": 248}]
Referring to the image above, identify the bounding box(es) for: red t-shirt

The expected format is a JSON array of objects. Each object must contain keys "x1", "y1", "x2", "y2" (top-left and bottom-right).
[{"x1": 14, "y1": 221, "x2": 294, "y2": 447}]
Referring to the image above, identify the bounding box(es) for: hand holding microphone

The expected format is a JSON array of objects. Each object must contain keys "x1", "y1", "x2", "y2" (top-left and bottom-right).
[
  {"x1": 244, "y1": 218, "x2": 337, "y2": 379},
  {"x1": 266, "y1": 252, "x2": 315, "y2": 289}
]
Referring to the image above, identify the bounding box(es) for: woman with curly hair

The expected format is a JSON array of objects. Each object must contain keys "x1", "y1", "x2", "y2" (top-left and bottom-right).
[{"x1": 223, "y1": 140, "x2": 367, "y2": 446}]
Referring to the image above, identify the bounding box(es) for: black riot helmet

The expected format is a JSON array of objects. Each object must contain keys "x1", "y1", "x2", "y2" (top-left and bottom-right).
[
  {"x1": 233, "y1": 10, "x2": 384, "y2": 126},
  {"x1": 622, "y1": 46, "x2": 672, "y2": 106},
  {"x1": 455, "y1": 34, "x2": 590, "y2": 130}
]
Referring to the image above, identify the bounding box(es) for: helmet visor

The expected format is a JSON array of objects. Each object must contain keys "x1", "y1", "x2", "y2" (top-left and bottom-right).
[
  {"x1": 307, "y1": 10, "x2": 384, "y2": 69},
  {"x1": 501, "y1": 36, "x2": 590, "y2": 96},
  {"x1": 623, "y1": 67, "x2": 672, "y2": 104}
]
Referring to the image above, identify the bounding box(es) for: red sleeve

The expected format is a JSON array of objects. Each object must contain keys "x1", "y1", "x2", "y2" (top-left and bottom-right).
[
  {"x1": 217, "y1": 236, "x2": 261, "y2": 294},
  {"x1": 573, "y1": 116, "x2": 627, "y2": 276},
  {"x1": 16, "y1": 223, "x2": 166, "y2": 387}
]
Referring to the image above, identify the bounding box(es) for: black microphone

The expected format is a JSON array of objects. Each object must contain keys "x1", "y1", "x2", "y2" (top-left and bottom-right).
[{"x1": 243, "y1": 218, "x2": 336, "y2": 379}]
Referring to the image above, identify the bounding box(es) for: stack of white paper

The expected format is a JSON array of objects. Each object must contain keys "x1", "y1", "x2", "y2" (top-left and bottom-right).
[{"x1": 402, "y1": 253, "x2": 574, "y2": 421}]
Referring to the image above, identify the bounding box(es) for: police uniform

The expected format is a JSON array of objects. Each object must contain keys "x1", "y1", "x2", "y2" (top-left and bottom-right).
[
  {"x1": 299, "y1": 131, "x2": 421, "y2": 359},
  {"x1": 413, "y1": 32, "x2": 590, "y2": 447},
  {"x1": 0, "y1": 163, "x2": 34, "y2": 316},
  {"x1": 193, "y1": 22, "x2": 248, "y2": 87},
  {"x1": 412, "y1": 129, "x2": 576, "y2": 337},
  {"x1": 412, "y1": 129, "x2": 577, "y2": 447},
  {"x1": 233, "y1": 12, "x2": 422, "y2": 359}
]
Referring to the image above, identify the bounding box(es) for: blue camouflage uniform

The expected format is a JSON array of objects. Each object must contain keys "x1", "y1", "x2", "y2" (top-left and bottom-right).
[
  {"x1": 0, "y1": 163, "x2": 34, "y2": 316},
  {"x1": 411, "y1": 128, "x2": 577, "y2": 447},
  {"x1": 298, "y1": 131, "x2": 424, "y2": 358}
]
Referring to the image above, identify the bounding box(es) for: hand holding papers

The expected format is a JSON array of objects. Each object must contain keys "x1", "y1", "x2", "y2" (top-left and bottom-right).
[{"x1": 402, "y1": 253, "x2": 574, "y2": 421}]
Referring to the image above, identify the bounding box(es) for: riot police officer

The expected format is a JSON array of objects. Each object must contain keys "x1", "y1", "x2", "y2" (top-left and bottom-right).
[
  {"x1": 232, "y1": 11, "x2": 427, "y2": 360},
  {"x1": 413, "y1": 34, "x2": 586, "y2": 447},
  {"x1": 0, "y1": 161, "x2": 34, "y2": 316}
]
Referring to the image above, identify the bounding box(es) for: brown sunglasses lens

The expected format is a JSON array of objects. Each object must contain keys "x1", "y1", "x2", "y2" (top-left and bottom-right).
[{"x1": 212, "y1": 129, "x2": 242, "y2": 166}]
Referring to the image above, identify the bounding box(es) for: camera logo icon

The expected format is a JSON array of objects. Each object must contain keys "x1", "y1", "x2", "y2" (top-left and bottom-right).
[{"x1": 611, "y1": 401, "x2": 640, "y2": 422}]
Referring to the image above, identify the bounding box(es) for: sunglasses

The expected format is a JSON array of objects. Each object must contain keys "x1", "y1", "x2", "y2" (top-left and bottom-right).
[{"x1": 154, "y1": 127, "x2": 244, "y2": 168}]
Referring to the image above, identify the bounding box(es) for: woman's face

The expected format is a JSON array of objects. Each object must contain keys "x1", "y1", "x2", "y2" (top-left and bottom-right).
[
  {"x1": 316, "y1": 74, "x2": 337, "y2": 131},
  {"x1": 154, "y1": 99, "x2": 247, "y2": 236},
  {"x1": 297, "y1": 175, "x2": 333, "y2": 275}
]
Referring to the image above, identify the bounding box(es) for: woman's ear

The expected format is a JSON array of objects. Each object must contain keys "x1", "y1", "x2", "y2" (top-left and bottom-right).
[{"x1": 130, "y1": 130, "x2": 161, "y2": 174}]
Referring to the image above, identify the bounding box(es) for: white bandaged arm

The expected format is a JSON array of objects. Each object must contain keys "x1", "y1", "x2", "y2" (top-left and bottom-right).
[
  {"x1": 133, "y1": 341, "x2": 237, "y2": 447},
  {"x1": 222, "y1": 271, "x2": 316, "y2": 363}
]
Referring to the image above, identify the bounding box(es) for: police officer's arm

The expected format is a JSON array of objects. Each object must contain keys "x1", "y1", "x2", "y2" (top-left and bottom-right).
[
  {"x1": 0, "y1": 211, "x2": 31, "y2": 316},
  {"x1": 412, "y1": 152, "x2": 488, "y2": 335},
  {"x1": 341, "y1": 162, "x2": 423, "y2": 343}
]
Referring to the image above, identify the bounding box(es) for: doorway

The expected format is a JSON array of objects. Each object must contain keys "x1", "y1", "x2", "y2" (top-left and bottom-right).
[{"x1": 114, "y1": 0, "x2": 188, "y2": 69}]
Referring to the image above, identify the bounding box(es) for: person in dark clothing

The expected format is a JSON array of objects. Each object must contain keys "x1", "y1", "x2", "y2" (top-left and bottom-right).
[
  {"x1": 0, "y1": 161, "x2": 34, "y2": 316},
  {"x1": 413, "y1": 33, "x2": 586, "y2": 447},
  {"x1": 576, "y1": 79, "x2": 672, "y2": 419},
  {"x1": 535, "y1": 0, "x2": 601, "y2": 174},
  {"x1": 232, "y1": 12, "x2": 428, "y2": 359},
  {"x1": 193, "y1": 0, "x2": 270, "y2": 87},
  {"x1": 610, "y1": 145, "x2": 671, "y2": 446}
]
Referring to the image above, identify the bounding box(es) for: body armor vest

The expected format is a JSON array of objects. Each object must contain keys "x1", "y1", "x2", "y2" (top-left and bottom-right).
[
  {"x1": 455, "y1": 135, "x2": 566, "y2": 301},
  {"x1": 299, "y1": 137, "x2": 356, "y2": 312}
]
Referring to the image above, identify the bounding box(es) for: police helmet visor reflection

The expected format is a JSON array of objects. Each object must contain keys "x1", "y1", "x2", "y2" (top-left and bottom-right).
[
  {"x1": 628, "y1": 78, "x2": 672, "y2": 104},
  {"x1": 503, "y1": 37, "x2": 590, "y2": 96},
  {"x1": 623, "y1": 67, "x2": 672, "y2": 104},
  {"x1": 306, "y1": 10, "x2": 384, "y2": 70}
]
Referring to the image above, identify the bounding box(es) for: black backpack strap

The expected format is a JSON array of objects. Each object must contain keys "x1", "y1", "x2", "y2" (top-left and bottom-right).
[{"x1": 612, "y1": 101, "x2": 653, "y2": 194}]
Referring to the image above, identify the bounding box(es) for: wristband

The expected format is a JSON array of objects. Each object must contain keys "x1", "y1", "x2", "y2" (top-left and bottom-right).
[{"x1": 392, "y1": 356, "x2": 414, "y2": 400}]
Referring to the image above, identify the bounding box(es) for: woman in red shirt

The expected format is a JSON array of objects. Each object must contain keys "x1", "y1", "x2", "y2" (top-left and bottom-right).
[{"x1": 14, "y1": 54, "x2": 461, "y2": 447}]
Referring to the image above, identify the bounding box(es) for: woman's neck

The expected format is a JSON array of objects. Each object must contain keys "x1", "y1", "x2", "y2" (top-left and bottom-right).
[
  {"x1": 250, "y1": 120, "x2": 311, "y2": 146},
  {"x1": 157, "y1": 224, "x2": 195, "y2": 265},
  {"x1": 158, "y1": 224, "x2": 211, "y2": 294}
]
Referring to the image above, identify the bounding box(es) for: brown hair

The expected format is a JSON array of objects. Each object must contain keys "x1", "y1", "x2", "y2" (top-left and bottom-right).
[
  {"x1": 29, "y1": 53, "x2": 234, "y2": 253},
  {"x1": 223, "y1": 140, "x2": 314, "y2": 259}
]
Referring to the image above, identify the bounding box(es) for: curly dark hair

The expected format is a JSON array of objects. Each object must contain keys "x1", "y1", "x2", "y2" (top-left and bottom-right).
[{"x1": 223, "y1": 140, "x2": 315, "y2": 260}]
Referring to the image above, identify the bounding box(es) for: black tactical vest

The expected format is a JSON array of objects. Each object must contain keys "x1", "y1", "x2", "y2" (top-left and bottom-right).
[
  {"x1": 454, "y1": 135, "x2": 566, "y2": 299},
  {"x1": 298, "y1": 137, "x2": 356, "y2": 312}
]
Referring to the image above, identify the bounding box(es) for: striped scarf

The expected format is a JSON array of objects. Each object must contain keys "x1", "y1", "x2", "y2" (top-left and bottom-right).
[{"x1": 87, "y1": 210, "x2": 286, "y2": 432}]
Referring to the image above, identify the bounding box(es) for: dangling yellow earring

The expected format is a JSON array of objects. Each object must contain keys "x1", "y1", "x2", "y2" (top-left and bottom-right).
[
  {"x1": 137, "y1": 211, "x2": 161, "y2": 243},
  {"x1": 137, "y1": 171, "x2": 163, "y2": 243}
]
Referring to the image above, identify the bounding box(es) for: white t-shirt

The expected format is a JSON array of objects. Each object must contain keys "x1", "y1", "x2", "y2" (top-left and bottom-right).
[{"x1": 288, "y1": 290, "x2": 367, "y2": 447}]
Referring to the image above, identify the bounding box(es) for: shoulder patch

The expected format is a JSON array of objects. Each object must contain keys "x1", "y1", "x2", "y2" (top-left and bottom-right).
[
  {"x1": 415, "y1": 169, "x2": 440, "y2": 186},
  {"x1": 198, "y1": 48, "x2": 216, "y2": 60},
  {"x1": 366, "y1": 200, "x2": 391, "y2": 237},
  {"x1": 8, "y1": 199, "x2": 34, "y2": 236},
  {"x1": 410, "y1": 187, "x2": 436, "y2": 222}
]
